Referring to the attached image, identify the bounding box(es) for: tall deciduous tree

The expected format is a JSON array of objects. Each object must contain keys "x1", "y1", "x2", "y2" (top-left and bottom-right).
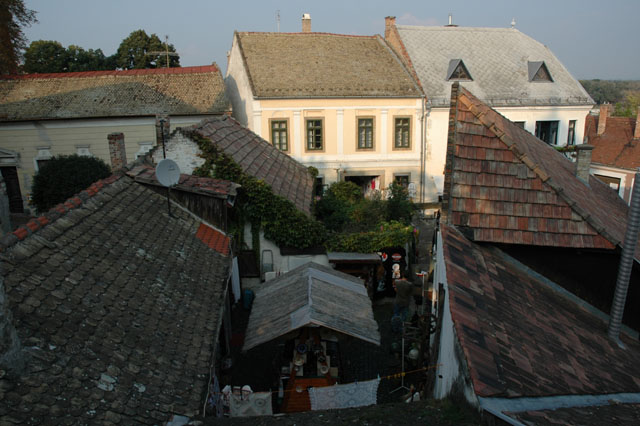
[
  {"x1": 115, "y1": 29, "x2": 179, "y2": 69},
  {"x1": 23, "y1": 40, "x2": 67, "y2": 73},
  {"x1": 0, "y1": 0, "x2": 37, "y2": 74}
]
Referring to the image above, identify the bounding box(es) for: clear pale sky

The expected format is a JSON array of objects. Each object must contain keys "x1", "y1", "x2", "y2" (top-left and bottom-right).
[{"x1": 23, "y1": 0, "x2": 639, "y2": 80}]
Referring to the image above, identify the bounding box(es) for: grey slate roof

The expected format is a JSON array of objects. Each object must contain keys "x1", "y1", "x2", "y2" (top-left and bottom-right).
[
  {"x1": 0, "y1": 173, "x2": 229, "y2": 423},
  {"x1": 395, "y1": 26, "x2": 593, "y2": 107},
  {"x1": 187, "y1": 116, "x2": 315, "y2": 215},
  {"x1": 243, "y1": 262, "x2": 380, "y2": 351},
  {"x1": 235, "y1": 32, "x2": 421, "y2": 98},
  {"x1": 0, "y1": 65, "x2": 230, "y2": 121}
]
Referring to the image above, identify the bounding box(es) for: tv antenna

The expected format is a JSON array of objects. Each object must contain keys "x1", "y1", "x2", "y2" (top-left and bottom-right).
[
  {"x1": 147, "y1": 35, "x2": 180, "y2": 68},
  {"x1": 276, "y1": 10, "x2": 280, "y2": 32},
  {"x1": 155, "y1": 158, "x2": 180, "y2": 217}
]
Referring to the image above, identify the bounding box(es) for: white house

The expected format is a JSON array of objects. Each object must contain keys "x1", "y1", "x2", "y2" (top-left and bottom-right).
[{"x1": 384, "y1": 17, "x2": 594, "y2": 199}]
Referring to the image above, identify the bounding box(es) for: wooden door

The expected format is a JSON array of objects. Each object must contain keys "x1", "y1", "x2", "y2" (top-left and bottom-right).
[{"x1": 0, "y1": 167, "x2": 24, "y2": 213}]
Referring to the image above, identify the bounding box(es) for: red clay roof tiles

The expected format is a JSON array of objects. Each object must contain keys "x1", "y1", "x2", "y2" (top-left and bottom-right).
[
  {"x1": 586, "y1": 114, "x2": 640, "y2": 170},
  {"x1": 443, "y1": 84, "x2": 638, "y2": 257}
]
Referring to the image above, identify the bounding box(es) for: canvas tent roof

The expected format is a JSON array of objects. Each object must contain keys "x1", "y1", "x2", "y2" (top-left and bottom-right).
[{"x1": 243, "y1": 262, "x2": 380, "y2": 351}]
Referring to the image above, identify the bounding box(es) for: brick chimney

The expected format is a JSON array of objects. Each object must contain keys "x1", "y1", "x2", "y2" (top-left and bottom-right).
[
  {"x1": 302, "y1": 13, "x2": 311, "y2": 33},
  {"x1": 597, "y1": 104, "x2": 610, "y2": 135},
  {"x1": 107, "y1": 132, "x2": 127, "y2": 171},
  {"x1": 634, "y1": 107, "x2": 640, "y2": 139},
  {"x1": 575, "y1": 144, "x2": 594, "y2": 183},
  {"x1": 385, "y1": 16, "x2": 396, "y2": 39}
]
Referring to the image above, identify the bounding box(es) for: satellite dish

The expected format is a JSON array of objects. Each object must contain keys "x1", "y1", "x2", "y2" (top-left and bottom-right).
[{"x1": 155, "y1": 159, "x2": 180, "y2": 187}]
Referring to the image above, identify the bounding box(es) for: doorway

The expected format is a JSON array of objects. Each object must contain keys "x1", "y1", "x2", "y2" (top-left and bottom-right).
[{"x1": 0, "y1": 167, "x2": 24, "y2": 213}]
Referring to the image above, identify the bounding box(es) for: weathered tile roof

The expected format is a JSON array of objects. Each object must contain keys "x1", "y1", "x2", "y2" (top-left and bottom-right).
[
  {"x1": 126, "y1": 163, "x2": 238, "y2": 199},
  {"x1": 235, "y1": 32, "x2": 421, "y2": 98},
  {"x1": 508, "y1": 403, "x2": 640, "y2": 425},
  {"x1": 186, "y1": 116, "x2": 314, "y2": 215},
  {"x1": 441, "y1": 224, "x2": 640, "y2": 399},
  {"x1": 243, "y1": 262, "x2": 380, "y2": 351},
  {"x1": 0, "y1": 65, "x2": 230, "y2": 121},
  {"x1": 0, "y1": 173, "x2": 230, "y2": 423},
  {"x1": 443, "y1": 84, "x2": 640, "y2": 259},
  {"x1": 586, "y1": 114, "x2": 640, "y2": 170},
  {"x1": 395, "y1": 26, "x2": 593, "y2": 107}
]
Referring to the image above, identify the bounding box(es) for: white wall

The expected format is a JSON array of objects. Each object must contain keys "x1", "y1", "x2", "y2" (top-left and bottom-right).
[
  {"x1": 224, "y1": 34, "x2": 255, "y2": 129},
  {"x1": 151, "y1": 131, "x2": 205, "y2": 173},
  {"x1": 243, "y1": 223, "x2": 329, "y2": 276}
]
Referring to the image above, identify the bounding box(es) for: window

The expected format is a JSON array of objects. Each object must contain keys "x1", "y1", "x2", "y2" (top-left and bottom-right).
[
  {"x1": 314, "y1": 177, "x2": 326, "y2": 197},
  {"x1": 567, "y1": 120, "x2": 576, "y2": 145},
  {"x1": 594, "y1": 174, "x2": 621, "y2": 191},
  {"x1": 446, "y1": 59, "x2": 472, "y2": 81},
  {"x1": 514, "y1": 121, "x2": 526, "y2": 129},
  {"x1": 357, "y1": 118, "x2": 374, "y2": 149},
  {"x1": 34, "y1": 147, "x2": 52, "y2": 171},
  {"x1": 76, "y1": 145, "x2": 92, "y2": 157},
  {"x1": 528, "y1": 61, "x2": 553, "y2": 82},
  {"x1": 306, "y1": 119, "x2": 323, "y2": 150},
  {"x1": 394, "y1": 117, "x2": 411, "y2": 148},
  {"x1": 136, "y1": 142, "x2": 154, "y2": 159},
  {"x1": 271, "y1": 120, "x2": 289, "y2": 151},
  {"x1": 535, "y1": 120, "x2": 559, "y2": 145},
  {"x1": 394, "y1": 174, "x2": 409, "y2": 188}
]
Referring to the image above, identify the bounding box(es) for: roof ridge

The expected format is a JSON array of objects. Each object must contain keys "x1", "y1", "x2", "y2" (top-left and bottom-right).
[
  {"x1": 0, "y1": 64, "x2": 220, "y2": 80},
  {"x1": 0, "y1": 173, "x2": 128, "y2": 252},
  {"x1": 237, "y1": 31, "x2": 378, "y2": 39}
]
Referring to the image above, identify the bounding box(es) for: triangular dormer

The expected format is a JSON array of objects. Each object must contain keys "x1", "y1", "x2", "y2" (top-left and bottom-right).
[
  {"x1": 446, "y1": 59, "x2": 472, "y2": 81},
  {"x1": 528, "y1": 61, "x2": 553, "y2": 82}
]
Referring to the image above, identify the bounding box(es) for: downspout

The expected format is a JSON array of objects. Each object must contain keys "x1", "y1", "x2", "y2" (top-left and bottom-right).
[
  {"x1": 420, "y1": 95, "x2": 426, "y2": 203},
  {"x1": 608, "y1": 169, "x2": 640, "y2": 346}
]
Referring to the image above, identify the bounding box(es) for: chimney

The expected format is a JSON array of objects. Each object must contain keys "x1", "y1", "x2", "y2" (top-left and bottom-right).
[
  {"x1": 597, "y1": 103, "x2": 610, "y2": 135},
  {"x1": 634, "y1": 107, "x2": 640, "y2": 139},
  {"x1": 575, "y1": 144, "x2": 594, "y2": 183},
  {"x1": 608, "y1": 169, "x2": 640, "y2": 346},
  {"x1": 107, "y1": 132, "x2": 127, "y2": 171},
  {"x1": 302, "y1": 13, "x2": 311, "y2": 33},
  {"x1": 385, "y1": 16, "x2": 396, "y2": 39}
]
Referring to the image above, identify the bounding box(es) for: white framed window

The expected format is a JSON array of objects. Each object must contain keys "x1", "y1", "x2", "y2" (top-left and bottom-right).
[
  {"x1": 34, "y1": 146, "x2": 52, "y2": 172},
  {"x1": 75, "y1": 145, "x2": 92, "y2": 157}
]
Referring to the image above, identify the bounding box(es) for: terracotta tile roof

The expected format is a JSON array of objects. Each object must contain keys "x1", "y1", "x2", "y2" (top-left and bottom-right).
[
  {"x1": 508, "y1": 403, "x2": 640, "y2": 425},
  {"x1": 0, "y1": 65, "x2": 230, "y2": 121},
  {"x1": 0, "y1": 173, "x2": 230, "y2": 423},
  {"x1": 443, "y1": 84, "x2": 640, "y2": 259},
  {"x1": 586, "y1": 114, "x2": 640, "y2": 170},
  {"x1": 235, "y1": 32, "x2": 421, "y2": 98},
  {"x1": 125, "y1": 163, "x2": 238, "y2": 199},
  {"x1": 394, "y1": 26, "x2": 593, "y2": 107},
  {"x1": 441, "y1": 224, "x2": 640, "y2": 399},
  {"x1": 195, "y1": 223, "x2": 230, "y2": 256},
  {"x1": 186, "y1": 116, "x2": 314, "y2": 215}
]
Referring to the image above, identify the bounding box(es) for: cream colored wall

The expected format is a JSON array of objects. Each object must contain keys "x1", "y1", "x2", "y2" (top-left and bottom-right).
[
  {"x1": 0, "y1": 115, "x2": 208, "y2": 211},
  {"x1": 254, "y1": 97, "x2": 426, "y2": 198}
]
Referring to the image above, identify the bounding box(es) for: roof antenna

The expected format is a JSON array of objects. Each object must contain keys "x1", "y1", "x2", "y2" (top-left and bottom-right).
[
  {"x1": 276, "y1": 10, "x2": 280, "y2": 32},
  {"x1": 511, "y1": 18, "x2": 516, "y2": 28}
]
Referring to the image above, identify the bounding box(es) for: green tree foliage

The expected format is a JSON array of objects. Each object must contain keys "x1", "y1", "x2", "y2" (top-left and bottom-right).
[
  {"x1": 0, "y1": 0, "x2": 36, "y2": 74},
  {"x1": 31, "y1": 155, "x2": 111, "y2": 213},
  {"x1": 581, "y1": 80, "x2": 640, "y2": 117},
  {"x1": 613, "y1": 92, "x2": 640, "y2": 118},
  {"x1": 386, "y1": 182, "x2": 415, "y2": 223},
  {"x1": 23, "y1": 40, "x2": 67, "y2": 73},
  {"x1": 66, "y1": 45, "x2": 111, "y2": 72},
  {"x1": 115, "y1": 30, "x2": 179, "y2": 70}
]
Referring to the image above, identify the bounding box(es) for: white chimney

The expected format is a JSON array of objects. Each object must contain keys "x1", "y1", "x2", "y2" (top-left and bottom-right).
[{"x1": 302, "y1": 13, "x2": 311, "y2": 33}]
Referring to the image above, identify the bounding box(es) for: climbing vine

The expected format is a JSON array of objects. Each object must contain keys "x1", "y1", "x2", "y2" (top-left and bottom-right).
[{"x1": 188, "y1": 131, "x2": 326, "y2": 250}]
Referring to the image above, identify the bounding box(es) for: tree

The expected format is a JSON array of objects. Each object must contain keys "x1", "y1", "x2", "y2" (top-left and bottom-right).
[
  {"x1": 31, "y1": 155, "x2": 111, "y2": 213},
  {"x1": 23, "y1": 40, "x2": 67, "y2": 73},
  {"x1": 614, "y1": 92, "x2": 640, "y2": 117},
  {"x1": 0, "y1": 0, "x2": 37, "y2": 74},
  {"x1": 115, "y1": 29, "x2": 179, "y2": 69},
  {"x1": 66, "y1": 45, "x2": 109, "y2": 72}
]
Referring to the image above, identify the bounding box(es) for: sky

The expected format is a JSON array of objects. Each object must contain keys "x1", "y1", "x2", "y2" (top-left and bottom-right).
[{"x1": 22, "y1": 0, "x2": 640, "y2": 80}]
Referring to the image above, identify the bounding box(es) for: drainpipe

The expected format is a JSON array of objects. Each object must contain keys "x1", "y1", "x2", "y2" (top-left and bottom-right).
[
  {"x1": 607, "y1": 169, "x2": 640, "y2": 346},
  {"x1": 420, "y1": 95, "x2": 426, "y2": 203}
]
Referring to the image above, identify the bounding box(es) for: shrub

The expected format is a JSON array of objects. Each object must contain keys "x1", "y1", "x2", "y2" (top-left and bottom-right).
[{"x1": 31, "y1": 155, "x2": 111, "y2": 213}]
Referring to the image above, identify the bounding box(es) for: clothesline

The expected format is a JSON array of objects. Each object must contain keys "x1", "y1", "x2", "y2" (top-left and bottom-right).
[{"x1": 208, "y1": 363, "x2": 441, "y2": 397}]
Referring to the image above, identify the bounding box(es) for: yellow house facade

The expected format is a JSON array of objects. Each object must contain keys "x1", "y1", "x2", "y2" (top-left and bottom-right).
[
  {"x1": 0, "y1": 66, "x2": 230, "y2": 214},
  {"x1": 225, "y1": 26, "x2": 434, "y2": 201}
]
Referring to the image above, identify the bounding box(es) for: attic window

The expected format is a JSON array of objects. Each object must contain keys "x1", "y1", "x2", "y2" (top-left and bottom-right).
[
  {"x1": 528, "y1": 61, "x2": 553, "y2": 82},
  {"x1": 446, "y1": 59, "x2": 472, "y2": 81}
]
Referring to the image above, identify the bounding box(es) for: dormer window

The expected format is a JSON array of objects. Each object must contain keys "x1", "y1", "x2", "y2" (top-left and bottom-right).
[
  {"x1": 528, "y1": 61, "x2": 553, "y2": 82},
  {"x1": 447, "y1": 59, "x2": 472, "y2": 81}
]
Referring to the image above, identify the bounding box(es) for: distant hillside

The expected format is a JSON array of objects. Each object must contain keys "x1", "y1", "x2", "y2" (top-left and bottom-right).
[{"x1": 580, "y1": 80, "x2": 640, "y2": 117}]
